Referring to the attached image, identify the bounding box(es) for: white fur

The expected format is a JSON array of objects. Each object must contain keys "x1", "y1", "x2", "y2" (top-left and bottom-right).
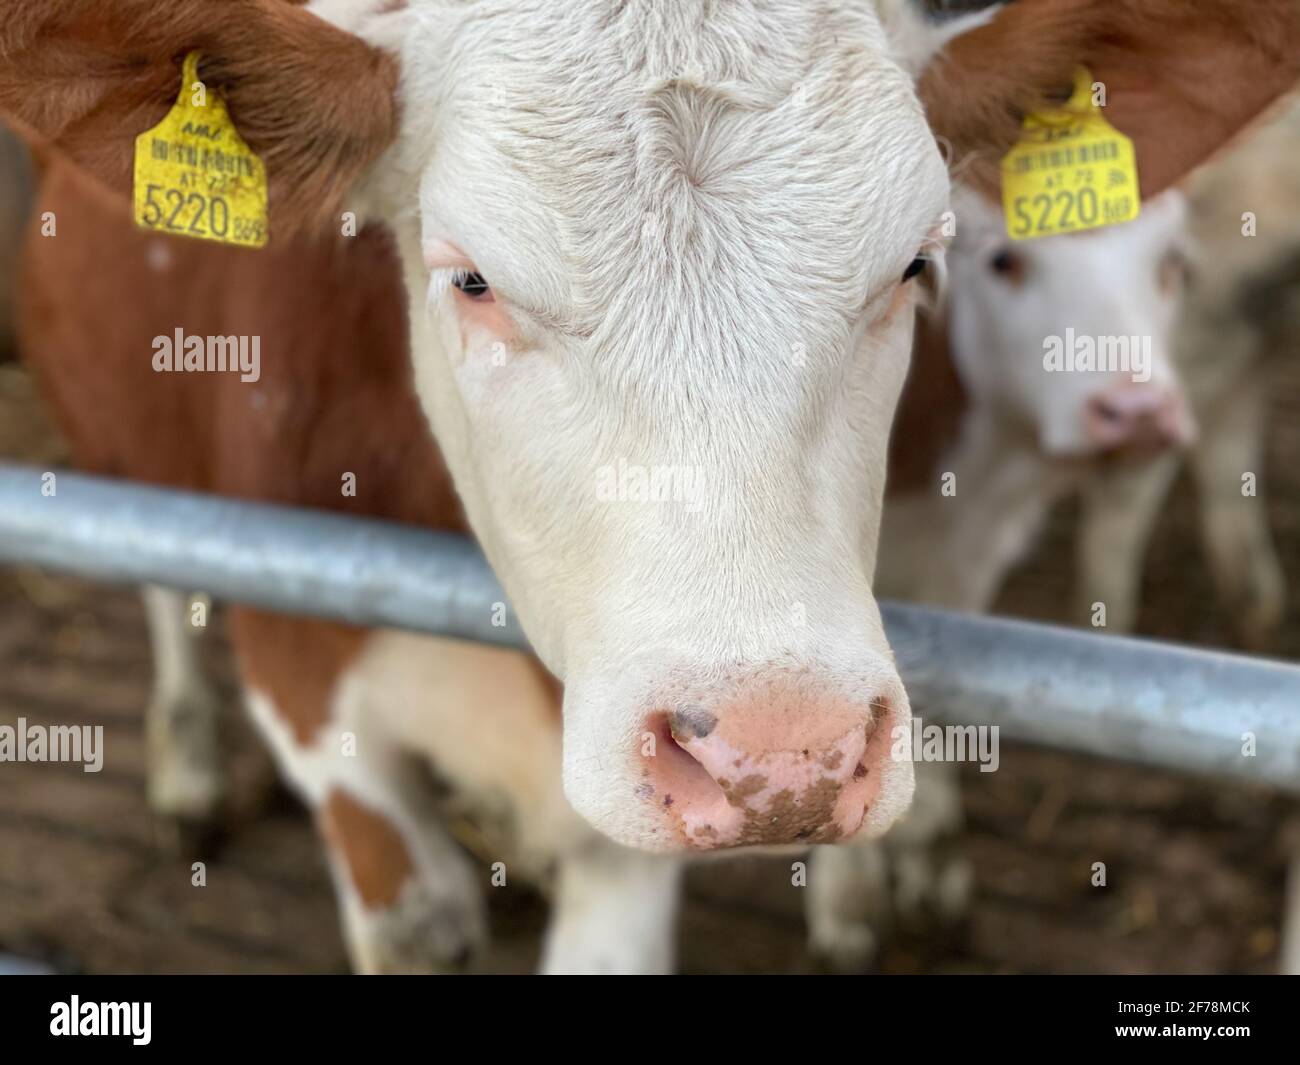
[{"x1": 541, "y1": 845, "x2": 682, "y2": 974}]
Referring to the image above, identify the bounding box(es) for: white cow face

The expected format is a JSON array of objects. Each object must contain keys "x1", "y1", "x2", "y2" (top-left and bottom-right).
[
  {"x1": 946, "y1": 188, "x2": 1196, "y2": 457},
  {"x1": 325, "y1": 0, "x2": 951, "y2": 851}
]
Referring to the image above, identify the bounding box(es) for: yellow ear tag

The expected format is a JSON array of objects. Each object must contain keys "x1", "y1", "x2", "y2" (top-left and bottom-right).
[
  {"x1": 1000, "y1": 66, "x2": 1139, "y2": 241},
  {"x1": 133, "y1": 51, "x2": 268, "y2": 248}
]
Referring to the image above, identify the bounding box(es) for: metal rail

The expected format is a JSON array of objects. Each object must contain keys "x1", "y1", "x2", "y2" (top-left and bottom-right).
[{"x1": 1, "y1": 462, "x2": 1297, "y2": 793}]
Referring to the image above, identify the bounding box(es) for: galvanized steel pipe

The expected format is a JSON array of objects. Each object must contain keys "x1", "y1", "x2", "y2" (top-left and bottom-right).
[{"x1": 1, "y1": 462, "x2": 1297, "y2": 792}]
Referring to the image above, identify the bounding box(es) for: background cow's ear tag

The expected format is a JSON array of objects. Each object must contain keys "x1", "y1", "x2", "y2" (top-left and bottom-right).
[
  {"x1": 1000, "y1": 66, "x2": 1140, "y2": 241},
  {"x1": 133, "y1": 51, "x2": 269, "y2": 248}
]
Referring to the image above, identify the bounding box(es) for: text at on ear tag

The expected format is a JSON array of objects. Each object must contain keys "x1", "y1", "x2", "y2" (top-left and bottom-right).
[
  {"x1": 132, "y1": 51, "x2": 269, "y2": 248},
  {"x1": 1000, "y1": 66, "x2": 1140, "y2": 241}
]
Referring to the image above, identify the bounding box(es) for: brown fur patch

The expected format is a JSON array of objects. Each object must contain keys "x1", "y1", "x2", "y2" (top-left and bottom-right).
[
  {"x1": 228, "y1": 610, "x2": 368, "y2": 746},
  {"x1": 920, "y1": 0, "x2": 1300, "y2": 202},
  {"x1": 0, "y1": 0, "x2": 399, "y2": 240},
  {"x1": 20, "y1": 161, "x2": 469, "y2": 746},
  {"x1": 20, "y1": 161, "x2": 459, "y2": 524},
  {"x1": 321, "y1": 788, "x2": 415, "y2": 908}
]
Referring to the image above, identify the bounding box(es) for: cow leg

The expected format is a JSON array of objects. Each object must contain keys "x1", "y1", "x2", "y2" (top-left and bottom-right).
[
  {"x1": 245, "y1": 684, "x2": 487, "y2": 973},
  {"x1": 539, "y1": 844, "x2": 682, "y2": 975},
  {"x1": 805, "y1": 833, "x2": 891, "y2": 970},
  {"x1": 336, "y1": 630, "x2": 681, "y2": 974},
  {"x1": 1072, "y1": 452, "x2": 1182, "y2": 633},
  {"x1": 1190, "y1": 377, "x2": 1285, "y2": 650},
  {"x1": 318, "y1": 772, "x2": 486, "y2": 976},
  {"x1": 806, "y1": 759, "x2": 970, "y2": 971},
  {"x1": 233, "y1": 613, "x2": 486, "y2": 974},
  {"x1": 141, "y1": 585, "x2": 224, "y2": 827}
]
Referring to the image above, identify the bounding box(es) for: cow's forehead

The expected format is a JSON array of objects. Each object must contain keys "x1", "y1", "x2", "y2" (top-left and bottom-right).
[{"x1": 405, "y1": 0, "x2": 947, "y2": 350}]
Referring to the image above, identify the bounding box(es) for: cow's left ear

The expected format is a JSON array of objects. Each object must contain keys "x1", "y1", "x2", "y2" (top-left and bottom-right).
[
  {"x1": 0, "y1": 0, "x2": 401, "y2": 239},
  {"x1": 914, "y1": 0, "x2": 1300, "y2": 201}
]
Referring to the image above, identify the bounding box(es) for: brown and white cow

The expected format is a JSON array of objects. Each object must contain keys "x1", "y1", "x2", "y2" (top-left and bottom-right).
[{"x1": 4, "y1": 0, "x2": 1298, "y2": 972}]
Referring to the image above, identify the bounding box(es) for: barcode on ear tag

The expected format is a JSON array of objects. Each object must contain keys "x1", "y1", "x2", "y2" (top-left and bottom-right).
[{"x1": 1001, "y1": 66, "x2": 1140, "y2": 240}]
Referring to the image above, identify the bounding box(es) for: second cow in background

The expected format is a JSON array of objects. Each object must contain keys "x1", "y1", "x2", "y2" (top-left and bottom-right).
[{"x1": 814, "y1": 111, "x2": 1300, "y2": 967}]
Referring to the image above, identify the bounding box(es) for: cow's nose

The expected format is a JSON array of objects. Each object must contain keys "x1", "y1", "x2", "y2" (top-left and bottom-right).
[
  {"x1": 641, "y1": 683, "x2": 902, "y2": 849},
  {"x1": 1084, "y1": 383, "x2": 1196, "y2": 452}
]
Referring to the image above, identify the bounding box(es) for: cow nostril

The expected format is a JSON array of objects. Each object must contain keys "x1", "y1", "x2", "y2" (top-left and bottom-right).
[
  {"x1": 668, "y1": 703, "x2": 717, "y2": 742},
  {"x1": 647, "y1": 712, "x2": 728, "y2": 810},
  {"x1": 1091, "y1": 396, "x2": 1123, "y2": 423}
]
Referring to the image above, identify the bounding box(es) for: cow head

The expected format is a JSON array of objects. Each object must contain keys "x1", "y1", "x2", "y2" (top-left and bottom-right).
[
  {"x1": 946, "y1": 187, "x2": 1196, "y2": 457},
  {"x1": 345, "y1": 0, "x2": 948, "y2": 851},
  {"x1": 3, "y1": 0, "x2": 1298, "y2": 852}
]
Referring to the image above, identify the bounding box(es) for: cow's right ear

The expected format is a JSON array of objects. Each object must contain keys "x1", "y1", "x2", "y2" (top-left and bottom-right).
[
  {"x1": 0, "y1": 0, "x2": 400, "y2": 240},
  {"x1": 917, "y1": 0, "x2": 1300, "y2": 203}
]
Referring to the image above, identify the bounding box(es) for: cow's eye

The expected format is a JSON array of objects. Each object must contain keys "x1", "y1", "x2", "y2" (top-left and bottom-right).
[
  {"x1": 989, "y1": 248, "x2": 1024, "y2": 283},
  {"x1": 451, "y1": 269, "x2": 493, "y2": 301},
  {"x1": 902, "y1": 257, "x2": 928, "y2": 282},
  {"x1": 1159, "y1": 247, "x2": 1189, "y2": 294}
]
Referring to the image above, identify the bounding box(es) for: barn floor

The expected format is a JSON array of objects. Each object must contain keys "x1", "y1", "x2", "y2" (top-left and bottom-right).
[{"x1": 1, "y1": 359, "x2": 1298, "y2": 974}]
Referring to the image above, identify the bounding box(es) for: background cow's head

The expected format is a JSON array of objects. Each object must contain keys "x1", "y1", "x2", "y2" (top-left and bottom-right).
[
  {"x1": 4, "y1": 0, "x2": 1298, "y2": 852},
  {"x1": 946, "y1": 187, "x2": 1196, "y2": 457}
]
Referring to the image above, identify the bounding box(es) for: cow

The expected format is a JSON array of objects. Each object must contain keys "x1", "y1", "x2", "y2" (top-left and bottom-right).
[
  {"x1": 809, "y1": 109, "x2": 1300, "y2": 963},
  {"x1": 881, "y1": 187, "x2": 1197, "y2": 620},
  {"x1": 4, "y1": 0, "x2": 1298, "y2": 972},
  {"x1": 891, "y1": 124, "x2": 1299, "y2": 648}
]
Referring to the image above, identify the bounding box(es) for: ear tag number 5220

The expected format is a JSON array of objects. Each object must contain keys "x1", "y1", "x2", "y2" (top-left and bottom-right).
[
  {"x1": 1001, "y1": 66, "x2": 1140, "y2": 241},
  {"x1": 132, "y1": 51, "x2": 269, "y2": 248}
]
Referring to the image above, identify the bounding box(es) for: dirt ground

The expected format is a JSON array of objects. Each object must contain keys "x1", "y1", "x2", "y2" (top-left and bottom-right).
[{"x1": 1, "y1": 355, "x2": 1298, "y2": 975}]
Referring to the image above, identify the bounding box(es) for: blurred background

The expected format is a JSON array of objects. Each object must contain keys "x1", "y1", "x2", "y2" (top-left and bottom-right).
[{"x1": 1, "y1": 40, "x2": 1299, "y2": 972}]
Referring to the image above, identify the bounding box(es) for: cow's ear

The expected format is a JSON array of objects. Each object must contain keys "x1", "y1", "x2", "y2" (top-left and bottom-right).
[
  {"x1": 0, "y1": 0, "x2": 400, "y2": 239},
  {"x1": 918, "y1": 0, "x2": 1300, "y2": 201}
]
